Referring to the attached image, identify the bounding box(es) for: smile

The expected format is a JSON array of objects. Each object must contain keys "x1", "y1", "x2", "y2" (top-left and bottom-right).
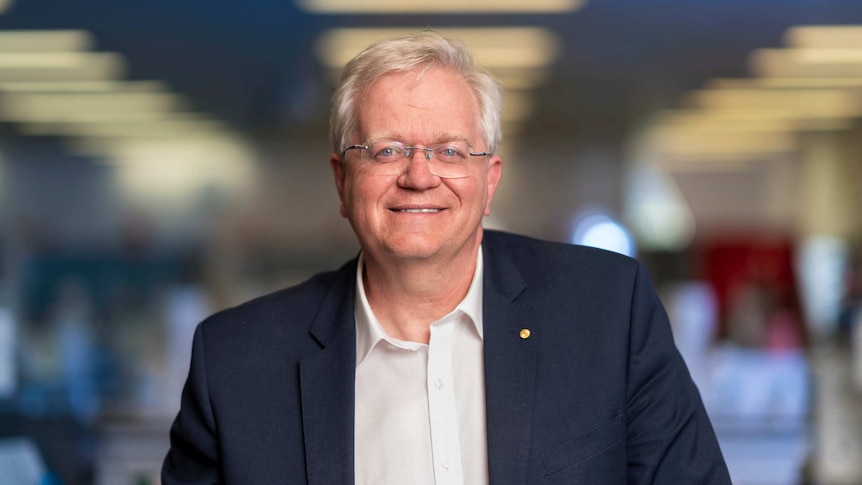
[{"x1": 391, "y1": 208, "x2": 442, "y2": 213}]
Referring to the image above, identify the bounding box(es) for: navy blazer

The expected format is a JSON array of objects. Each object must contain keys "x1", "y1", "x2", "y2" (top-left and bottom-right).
[{"x1": 163, "y1": 230, "x2": 731, "y2": 484}]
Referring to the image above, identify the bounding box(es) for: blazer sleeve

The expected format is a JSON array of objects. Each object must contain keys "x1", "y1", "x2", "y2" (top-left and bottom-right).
[
  {"x1": 162, "y1": 323, "x2": 223, "y2": 484},
  {"x1": 626, "y1": 262, "x2": 731, "y2": 484}
]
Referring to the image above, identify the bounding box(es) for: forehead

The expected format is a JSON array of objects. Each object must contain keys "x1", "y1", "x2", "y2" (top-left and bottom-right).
[{"x1": 355, "y1": 67, "x2": 481, "y2": 142}]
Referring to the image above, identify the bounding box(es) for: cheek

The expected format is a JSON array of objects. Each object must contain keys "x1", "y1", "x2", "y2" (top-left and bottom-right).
[
  {"x1": 458, "y1": 178, "x2": 488, "y2": 209},
  {"x1": 344, "y1": 177, "x2": 384, "y2": 217},
  {"x1": 339, "y1": 178, "x2": 360, "y2": 217}
]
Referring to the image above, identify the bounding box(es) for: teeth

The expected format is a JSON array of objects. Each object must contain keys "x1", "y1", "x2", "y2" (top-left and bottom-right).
[{"x1": 399, "y1": 208, "x2": 440, "y2": 213}]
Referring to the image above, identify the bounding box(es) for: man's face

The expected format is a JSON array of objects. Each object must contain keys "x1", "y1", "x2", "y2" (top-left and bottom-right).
[{"x1": 331, "y1": 67, "x2": 502, "y2": 263}]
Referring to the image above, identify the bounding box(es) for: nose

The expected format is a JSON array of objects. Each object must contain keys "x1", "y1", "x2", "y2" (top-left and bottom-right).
[{"x1": 398, "y1": 149, "x2": 441, "y2": 190}]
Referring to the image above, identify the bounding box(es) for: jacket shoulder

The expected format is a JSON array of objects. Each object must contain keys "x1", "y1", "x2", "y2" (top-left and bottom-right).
[
  {"x1": 196, "y1": 259, "x2": 355, "y2": 346},
  {"x1": 483, "y1": 229, "x2": 639, "y2": 283}
]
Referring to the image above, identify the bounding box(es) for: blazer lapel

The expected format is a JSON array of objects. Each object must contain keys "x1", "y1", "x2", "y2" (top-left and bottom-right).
[
  {"x1": 482, "y1": 242, "x2": 539, "y2": 484},
  {"x1": 297, "y1": 244, "x2": 542, "y2": 484},
  {"x1": 300, "y1": 261, "x2": 358, "y2": 485}
]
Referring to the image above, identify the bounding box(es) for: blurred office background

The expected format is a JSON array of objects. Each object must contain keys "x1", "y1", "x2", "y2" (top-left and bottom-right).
[{"x1": 0, "y1": 0, "x2": 861, "y2": 483}]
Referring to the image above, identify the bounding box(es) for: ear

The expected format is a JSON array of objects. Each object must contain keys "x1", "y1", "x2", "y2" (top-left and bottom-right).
[
  {"x1": 483, "y1": 154, "x2": 503, "y2": 216},
  {"x1": 330, "y1": 153, "x2": 348, "y2": 218}
]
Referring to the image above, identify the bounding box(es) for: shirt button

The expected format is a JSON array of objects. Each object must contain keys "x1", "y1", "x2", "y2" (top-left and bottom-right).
[
  {"x1": 442, "y1": 458, "x2": 452, "y2": 469},
  {"x1": 435, "y1": 378, "x2": 444, "y2": 389}
]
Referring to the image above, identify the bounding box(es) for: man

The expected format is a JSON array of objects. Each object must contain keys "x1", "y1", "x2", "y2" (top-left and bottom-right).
[{"x1": 163, "y1": 31, "x2": 731, "y2": 484}]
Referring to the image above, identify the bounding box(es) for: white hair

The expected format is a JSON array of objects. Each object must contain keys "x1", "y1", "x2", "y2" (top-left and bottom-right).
[{"x1": 330, "y1": 30, "x2": 503, "y2": 155}]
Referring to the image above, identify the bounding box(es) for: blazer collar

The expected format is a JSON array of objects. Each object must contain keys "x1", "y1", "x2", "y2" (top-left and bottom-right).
[{"x1": 308, "y1": 259, "x2": 358, "y2": 347}]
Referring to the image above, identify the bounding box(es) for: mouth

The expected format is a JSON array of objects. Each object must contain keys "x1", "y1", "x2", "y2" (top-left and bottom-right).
[{"x1": 390, "y1": 208, "x2": 443, "y2": 213}]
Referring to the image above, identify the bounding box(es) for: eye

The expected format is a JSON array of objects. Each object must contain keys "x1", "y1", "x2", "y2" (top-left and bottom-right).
[
  {"x1": 435, "y1": 145, "x2": 466, "y2": 162},
  {"x1": 373, "y1": 144, "x2": 403, "y2": 160}
]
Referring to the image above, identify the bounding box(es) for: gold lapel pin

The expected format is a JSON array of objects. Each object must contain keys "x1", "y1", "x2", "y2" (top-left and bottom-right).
[{"x1": 519, "y1": 328, "x2": 531, "y2": 339}]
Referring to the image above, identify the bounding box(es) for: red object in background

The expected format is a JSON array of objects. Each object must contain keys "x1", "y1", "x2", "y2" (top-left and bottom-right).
[{"x1": 700, "y1": 236, "x2": 805, "y2": 347}]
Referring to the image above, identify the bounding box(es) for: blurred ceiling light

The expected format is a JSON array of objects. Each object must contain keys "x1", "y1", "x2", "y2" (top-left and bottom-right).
[
  {"x1": 0, "y1": 91, "x2": 186, "y2": 122},
  {"x1": 654, "y1": 25, "x2": 862, "y2": 170},
  {"x1": 107, "y1": 137, "x2": 255, "y2": 208},
  {"x1": 47, "y1": 111, "x2": 211, "y2": 124},
  {"x1": 658, "y1": 118, "x2": 801, "y2": 133},
  {"x1": 317, "y1": 28, "x2": 561, "y2": 70},
  {"x1": 783, "y1": 48, "x2": 862, "y2": 64},
  {"x1": 710, "y1": 77, "x2": 862, "y2": 89},
  {"x1": 677, "y1": 119, "x2": 847, "y2": 133},
  {"x1": 0, "y1": 28, "x2": 235, "y2": 171},
  {"x1": 637, "y1": 133, "x2": 786, "y2": 167},
  {"x1": 657, "y1": 110, "x2": 850, "y2": 132},
  {"x1": 687, "y1": 88, "x2": 862, "y2": 118},
  {"x1": 661, "y1": 108, "x2": 800, "y2": 122},
  {"x1": 494, "y1": 68, "x2": 553, "y2": 90},
  {"x1": 650, "y1": 129, "x2": 796, "y2": 156},
  {"x1": 0, "y1": 80, "x2": 166, "y2": 93},
  {"x1": 0, "y1": 30, "x2": 91, "y2": 52},
  {"x1": 752, "y1": 48, "x2": 862, "y2": 78},
  {"x1": 0, "y1": 52, "x2": 114, "y2": 68},
  {"x1": 299, "y1": 0, "x2": 584, "y2": 13},
  {"x1": 786, "y1": 25, "x2": 862, "y2": 49},
  {"x1": 68, "y1": 135, "x2": 221, "y2": 160},
  {"x1": 105, "y1": 137, "x2": 243, "y2": 162},
  {"x1": 21, "y1": 119, "x2": 226, "y2": 138},
  {"x1": 0, "y1": 53, "x2": 124, "y2": 82}
]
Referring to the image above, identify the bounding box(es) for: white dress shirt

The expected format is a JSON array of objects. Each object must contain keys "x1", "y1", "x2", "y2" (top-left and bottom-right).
[{"x1": 354, "y1": 249, "x2": 488, "y2": 485}]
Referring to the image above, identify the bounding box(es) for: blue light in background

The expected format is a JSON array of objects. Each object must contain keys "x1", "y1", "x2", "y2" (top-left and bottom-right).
[{"x1": 571, "y1": 212, "x2": 636, "y2": 257}]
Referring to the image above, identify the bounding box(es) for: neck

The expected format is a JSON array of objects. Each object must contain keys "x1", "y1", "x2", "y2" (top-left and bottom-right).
[{"x1": 362, "y1": 241, "x2": 480, "y2": 344}]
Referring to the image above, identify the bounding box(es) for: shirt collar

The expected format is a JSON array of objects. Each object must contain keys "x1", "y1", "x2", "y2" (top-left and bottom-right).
[{"x1": 354, "y1": 248, "x2": 484, "y2": 367}]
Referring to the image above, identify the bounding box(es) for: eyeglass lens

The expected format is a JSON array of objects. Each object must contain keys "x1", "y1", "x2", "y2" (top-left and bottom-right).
[{"x1": 348, "y1": 141, "x2": 483, "y2": 178}]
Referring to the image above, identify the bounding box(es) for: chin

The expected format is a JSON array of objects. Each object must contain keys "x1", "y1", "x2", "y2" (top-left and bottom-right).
[
  {"x1": 385, "y1": 231, "x2": 480, "y2": 261},
  {"x1": 384, "y1": 239, "x2": 443, "y2": 260}
]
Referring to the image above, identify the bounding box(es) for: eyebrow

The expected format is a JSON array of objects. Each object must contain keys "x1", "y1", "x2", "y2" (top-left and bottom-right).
[
  {"x1": 363, "y1": 132, "x2": 399, "y2": 145},
  {"x1": 363, "y1": 132, "x2": 475, "y2": 146}
]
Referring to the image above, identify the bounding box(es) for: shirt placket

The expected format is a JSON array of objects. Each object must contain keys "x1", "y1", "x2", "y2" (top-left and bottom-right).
[{"x1": 427, "y1": 317, "x2": 464, "y2": 485}]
